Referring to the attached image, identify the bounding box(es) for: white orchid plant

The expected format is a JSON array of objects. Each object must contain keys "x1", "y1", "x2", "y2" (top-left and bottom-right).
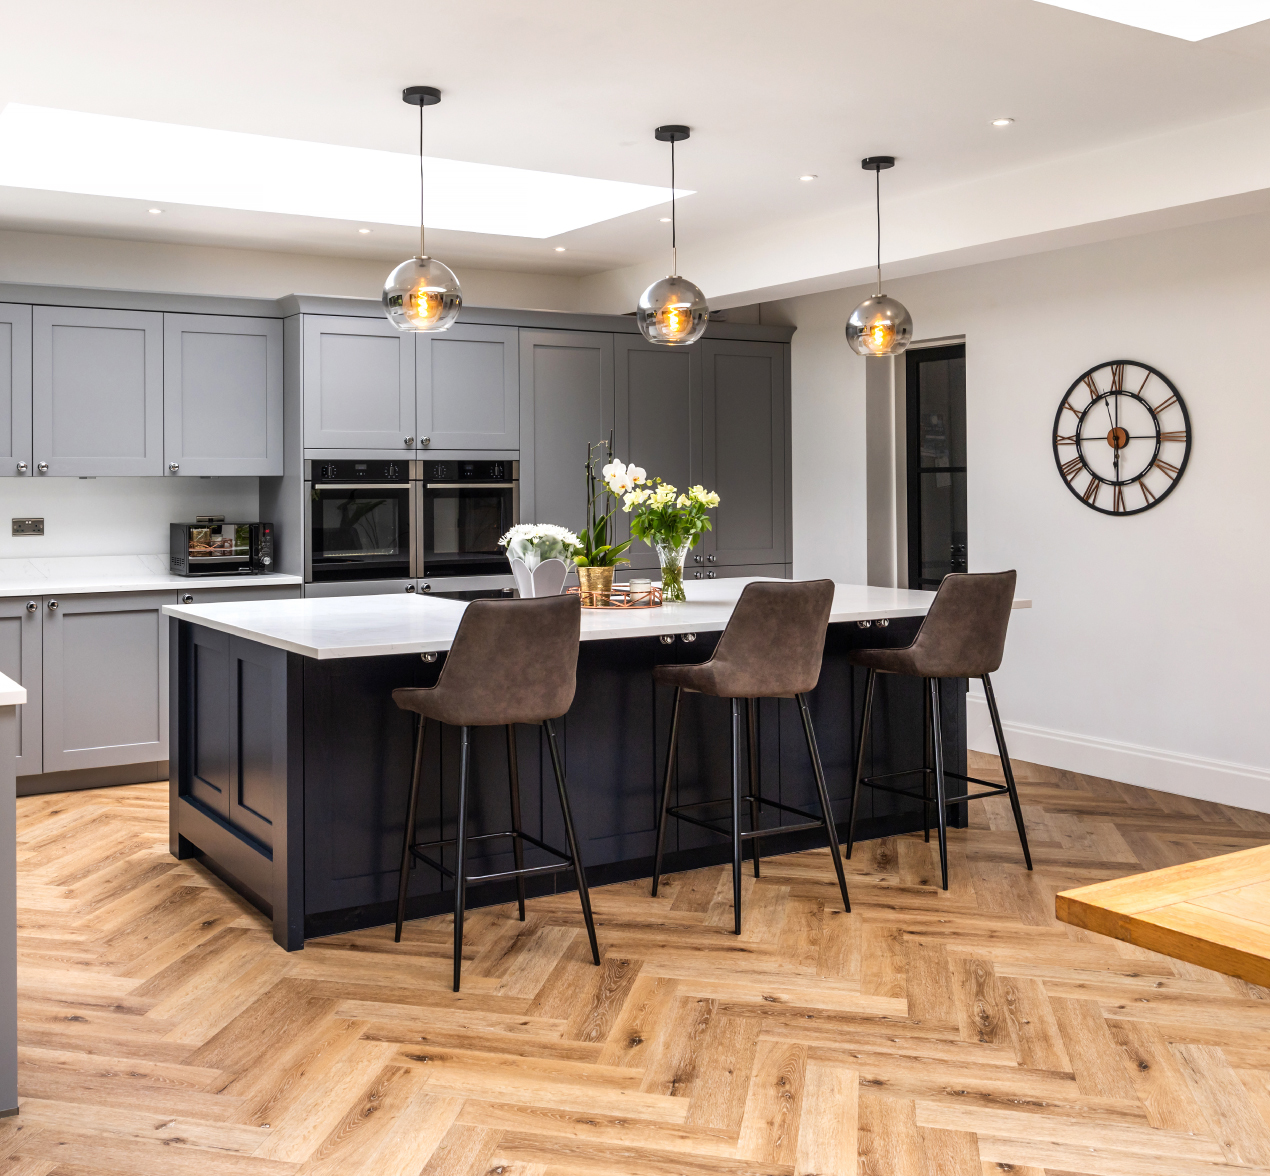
[
  {"x1": 498, "y1": 523, "x2": 581, "y2": 570},
  {"x1": 575, "y1": 437, "x2": 640, "y2": 568}
]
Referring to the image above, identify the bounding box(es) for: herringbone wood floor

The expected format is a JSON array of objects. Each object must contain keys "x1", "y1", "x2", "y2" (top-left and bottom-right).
[{"x1": 5, "y1": 755, "x2": 1270, "y2": 1175}]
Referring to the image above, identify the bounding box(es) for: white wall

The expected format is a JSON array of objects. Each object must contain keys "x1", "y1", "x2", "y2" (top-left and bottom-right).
[
  {"x1": 0, "y1": 228, "x2": 584, "y2": 310},
  {"x1": 775, "y1": 209, "x2": 1270, "y2": 809}
]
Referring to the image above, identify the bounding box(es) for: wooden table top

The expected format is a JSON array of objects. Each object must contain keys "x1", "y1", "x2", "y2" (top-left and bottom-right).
[{"x1": 1057, "y1": 842, "x2": 1270, "y2": 987}]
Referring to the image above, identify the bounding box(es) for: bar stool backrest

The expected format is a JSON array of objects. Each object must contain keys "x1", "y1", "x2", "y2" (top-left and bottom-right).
[
  {"x1": 708, "y1": 579, "x2": 835, "y2": 698},
  {"x1": 428, "y1": 594, "x2": 581, "y2": 726},
  {"x1": 905, "y1": 570, "x2": 1017, "y2": 678}
]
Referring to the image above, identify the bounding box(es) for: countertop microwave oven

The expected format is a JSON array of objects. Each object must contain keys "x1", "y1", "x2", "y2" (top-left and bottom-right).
[{"x1": 170, "y1": 519, "x2": 274, "y2": 576}]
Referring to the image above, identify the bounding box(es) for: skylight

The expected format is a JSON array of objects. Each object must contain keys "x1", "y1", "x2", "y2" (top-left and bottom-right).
[
  {"x1": 1032, "y1": 1, "x2": 1270, "y2": 40},
  {"x1": 0, "y1": 104, "x2": 689, "y2": 239}
]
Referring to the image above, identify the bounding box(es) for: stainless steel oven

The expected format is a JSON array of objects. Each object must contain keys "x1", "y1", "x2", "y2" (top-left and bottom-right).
[
  {"x1": 306, "y1": 459, "x2": 419, "y2": 584},
  {"x1": 420, "y1": 459, "x2": 518, "y2": 580}
]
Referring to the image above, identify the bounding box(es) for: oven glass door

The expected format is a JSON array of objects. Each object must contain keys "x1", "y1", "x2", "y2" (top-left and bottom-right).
[
  {"x1": 310, "y1": 484, "x2": 412, "y2": 582},
  {"x1": 423, "y1": 483, "x2": 515, "y2": 577}
]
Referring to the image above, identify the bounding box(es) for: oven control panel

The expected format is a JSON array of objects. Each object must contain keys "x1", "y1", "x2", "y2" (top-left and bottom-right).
[
  {"x1": 313, "y1": 461, "x2": 408, "y2": 483},
  {"x1": 424, "y1": 461, "x2": 512, "y2": 482}
]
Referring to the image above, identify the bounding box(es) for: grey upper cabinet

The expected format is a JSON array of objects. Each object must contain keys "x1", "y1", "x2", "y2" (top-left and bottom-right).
[
  {"x1": 0, "y1": 598, "x2": 40, "y2": 776},
  {"x1": 519, "y1": 330, "x2": 613, "y2": 532},
  {"x1": 32, "y1": 307, "x2": 163, "y2": 477},
  {"x1": 41, "y1": 592, "x2": 168, "y2": 773},
  {"x1": 0, "y1": 304, "x2": 32, "y2": 479},
  {"x1": 302, "y1": 315, "x2": 415, "y2": 451},
  {"x1": 700, "y1": 340, "x2": 789, "y2": 567},
  {"x1": 417, "y1": 324, "x2": 519, "y2": 451},
  {"x1": 164, "y1": 314, "x2": 283, "y2": 476},
  {"x1": 613, "y1": 336, "x2": 700, "y2": 571}
]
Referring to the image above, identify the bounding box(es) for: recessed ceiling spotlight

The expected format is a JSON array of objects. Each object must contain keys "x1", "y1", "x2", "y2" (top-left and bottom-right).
[
  {"x1": 660, "y1": 216, "x2": 671, "y2": 222},
  {"x1": 800, "y1": 174, "x2": 818, "y2": 181},
  {"x1": 555, "y1": 246, "x2": 566, "y2": 251},
  {"x1": 147, "y1": 207, "x2": 162, "y2": 214},
  {"x1": 991, "y1": 117, "x2": 1015, "y2": 127},
  {"x1": 358, "y1": 227, "x2": 371, "y2": 233}
]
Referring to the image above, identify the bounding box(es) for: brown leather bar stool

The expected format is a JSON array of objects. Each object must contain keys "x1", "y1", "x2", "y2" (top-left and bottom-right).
[
  {"x1": 846, "y1": 570, "x2": 1032, "y2": 890},
  {"x1": 392, "y1": 594, "x2": 600, "y2": 991},
  {"x1": 651, "y1": 580, "x2": 851, "y2": 932}
]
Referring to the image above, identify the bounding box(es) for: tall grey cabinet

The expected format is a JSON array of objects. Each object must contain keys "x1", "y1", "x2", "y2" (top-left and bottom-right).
[
  {"x1": 0, "y1": 600, "x2": 40, "y2": 776},
  {"x1": 32, "y1": 307, "x2": 164, "y2": 477},
  {"x1": 417, "y1": 324, "x2": 519, "y2": 451},
  {"x1": 520, "y1": 330, "x2": 614, "y2": 532},
  {"x1": 164, "y1": 314, "x2": 283, "y2": 476},
  {"x1": 0, "y1": 304, "x2": 31, "y2": 478}
]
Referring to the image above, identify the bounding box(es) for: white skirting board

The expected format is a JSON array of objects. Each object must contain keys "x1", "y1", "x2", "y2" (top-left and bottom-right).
[{"x1": 967, "y1": 694, "x2": 1270, "y2": 813}]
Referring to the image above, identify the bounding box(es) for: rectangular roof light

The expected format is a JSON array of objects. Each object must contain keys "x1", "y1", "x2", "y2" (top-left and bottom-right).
[
  {"x1": 0, "y1": 104, "x2": 688, "y2": 238},
  {"x1": 1031, "y1": 1, "x2": 1270, "y2": 40}
]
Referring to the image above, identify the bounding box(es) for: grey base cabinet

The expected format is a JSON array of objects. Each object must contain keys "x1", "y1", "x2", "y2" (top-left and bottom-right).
[{"x1": 0, "y1": 598, "x2": 40, "y2": 776}]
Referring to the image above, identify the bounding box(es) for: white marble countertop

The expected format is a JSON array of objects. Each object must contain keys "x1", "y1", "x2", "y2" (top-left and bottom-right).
[
  {"x1": 0, "y1": 555, "x2": 303, "y2": 597},
  {"x1": 0, "y1": 671, "x2": 25, "y2": 708},
  {"x1": 163, "y1": 578, "x2": 1032, "y2": 661}
]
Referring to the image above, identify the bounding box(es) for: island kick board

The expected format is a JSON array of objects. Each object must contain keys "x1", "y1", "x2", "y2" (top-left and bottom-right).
[{"x1": 1057, "y1": 842, "x2": 1270, "y2": 987}]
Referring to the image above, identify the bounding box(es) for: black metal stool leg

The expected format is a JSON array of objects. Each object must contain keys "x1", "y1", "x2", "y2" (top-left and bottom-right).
[
  {"x1": 544, "y1": 719, "x2": 600, "y2": 965},
  {"x1": 846, "y1": 668, "x2": 876, "y2": 859},
  {"x1": 983, "y1": 674, "x2": 1033, "y2": 871},
  {"x1": 452, "y1": 726, "x2": 471, "y2": 991},
  {"x1": 928, "y1": 679, "x2": 949, "y2": 890},
  {"x1": 797, "y1": 694, "x2": 851, "y2": 913},
  {"x1": 651, "y1": 688, "x2": 682, "y2": 897},
  {"x1": 730, "y1": 698, "x2": 742, "y2": 935},
  {"x1": 395, "y1": 716, "x2": 427, "y2": 942},
  {"x1": 746, "y1": 698, "x2": 761, "y2": 878},
  {"x1": 922, "y1": 680, "x2": 932, "y2": 843},
  {"x1": 506, "y1": 724, "x2": 527, "y2": 921}
]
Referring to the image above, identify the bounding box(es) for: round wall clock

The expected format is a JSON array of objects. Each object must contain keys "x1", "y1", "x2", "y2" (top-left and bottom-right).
[{"x1": 1051, "y1": 360, "x2": 1191, "y2": 515}]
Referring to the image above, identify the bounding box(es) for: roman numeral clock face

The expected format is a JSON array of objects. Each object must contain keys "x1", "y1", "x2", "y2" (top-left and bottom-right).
[{"x1": 1052, "y1": 361, "x2": 1191, "y2": 515}]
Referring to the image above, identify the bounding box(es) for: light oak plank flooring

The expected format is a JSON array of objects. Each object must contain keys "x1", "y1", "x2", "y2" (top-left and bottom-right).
[{"x1": 4, "y1": 753, "x2": 1270, "y2": 1174}]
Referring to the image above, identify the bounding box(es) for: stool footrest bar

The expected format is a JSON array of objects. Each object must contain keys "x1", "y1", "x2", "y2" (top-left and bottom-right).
[{"x1": 856, "y1": 778, "x2": 1011, "y2": 805}]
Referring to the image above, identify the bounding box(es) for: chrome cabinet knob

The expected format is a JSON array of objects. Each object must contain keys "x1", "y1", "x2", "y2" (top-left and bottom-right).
[
  {"x1": 706, "y1": 554, "x2": 716, "y2": 564},
  {"x1": 420, "y1": 651, "x2": 438, "y2": 663},
  {"x1": 47, "y1": 599, "x2": 58, "y2": 611},
  {"x1": 404, "y1": 437, "x2": 414, "y2": 448},
  {"x1": 181, "y1": 593, "x2": 194, "y2": 604},
  {"x1": 25, "y1": 600, "x2": 36, "y2": 613},
  {"x1": 420, "y1": 583, "x2": 432, "y2": 592},
  {"x1": 404, "y1": 583, "x2": 416, "y2": 592},
  {"x1": 261, "y1": 556, "x2": 272, "y2": 566},
  {"x1": 421, "y1": 436, "x2": 431, "y2": 448},
  {"x1": 692, "y1": 554, "x2": 702, "y2": 564},
  {"x1": 16, "y1": 461, "x2": 27, "y2": 474},
  {"x1": 682, "y1": 633, "x2": 697, "y2": 643},
  {"x1": 706, "y1": 570, "x2": 716, "y2": 578},
  {"x1": 659, "y1": 634, "x2": 674, "y2": 645},
  {"x1": 692, "y1": 570, "x2": 702, "y2": 579},
  {"x1": 169, "y1": 462, "x2": 179, "y2": 474},
  {"x1": 37, "y1": 462, "x2": 48, "y2": 474}
]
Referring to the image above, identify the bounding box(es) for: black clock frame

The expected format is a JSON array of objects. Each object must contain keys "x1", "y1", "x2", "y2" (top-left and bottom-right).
[{"x1": 1051, "y1": 359, "x2": 1191, "y2": 516}]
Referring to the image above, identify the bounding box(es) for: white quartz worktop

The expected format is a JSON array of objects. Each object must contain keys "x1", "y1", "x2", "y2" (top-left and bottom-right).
[
  {"x1": 164, "y1": 578, "x2": 1032, "y2": 661},
  {"x1": 0, "y1": 555, "x2": 302, "y2": 597},
  {"x1": 0, "y1": 672, "x2": 25, "y2": 708}
]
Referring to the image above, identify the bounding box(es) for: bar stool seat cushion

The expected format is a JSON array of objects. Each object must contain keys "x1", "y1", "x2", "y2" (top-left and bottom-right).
[
  {"x1": 652, "y1": 579, "x2": 834, "y2": 699},
  {"x1": 847, "y1": 571, "x2": 1016, "y2": 679},
  {"x1": 393, "y1": 595, "x2": 581, "y2": 727}
]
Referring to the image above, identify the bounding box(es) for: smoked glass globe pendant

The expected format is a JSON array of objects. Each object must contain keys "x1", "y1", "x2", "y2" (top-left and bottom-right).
[
  {"x1": 637, "y1": 126, "x2": 709, "y2": 347},
  {"x1": 383, "y1": 86, "x2": 462, "y2": 333},
  {"x1": 846, "y1": 157, "x2": 912, "y2": 358}
]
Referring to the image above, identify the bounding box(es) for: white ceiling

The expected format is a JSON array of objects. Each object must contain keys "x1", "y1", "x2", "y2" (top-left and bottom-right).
[{"x1": 4, "y1": 0, "x2": 1270, "y2": 305}]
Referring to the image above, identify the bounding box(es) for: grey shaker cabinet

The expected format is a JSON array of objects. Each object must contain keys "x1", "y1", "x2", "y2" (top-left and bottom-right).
[
  {"x1": 41, "y1": 592, "x2": 169, "y2": 773},
  {"x1": 417, "y1": 324, "x2": 519, "y2": 451},
  {"x1": 0, "y1": 598, "x2": 41, "y2": 776},
  {"x1": 699, "y1": 340, "x2": 789, "y2": 567},
  {"x1": 613, "y1": 335, "x2": 701, "y2": 571},
  {"x1": 32, "y1": 307, "x2": 164, "y2": 477},
  {"x1": 519, "y1": 329, "x2": 614, "y2": 531},
  {"x1": 0, "y1": 304, "x2": 32, "y2": 479},
  {"x1": 302, "y1": 315, "x2": 415, "y2": 451},
  {"x1": 164, "y1": 314, "x2": 283, "y2": 476}
]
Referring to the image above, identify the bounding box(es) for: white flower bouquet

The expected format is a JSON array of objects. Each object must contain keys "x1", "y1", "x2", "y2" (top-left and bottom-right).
[{"x1": 498, "y1": 523, "x2": 581, "y2": 597}]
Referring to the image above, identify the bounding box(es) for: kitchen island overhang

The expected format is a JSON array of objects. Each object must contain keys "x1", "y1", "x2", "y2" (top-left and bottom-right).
[{"x1": 165, "y1": 580, "x2": 1031, "y2": 949}]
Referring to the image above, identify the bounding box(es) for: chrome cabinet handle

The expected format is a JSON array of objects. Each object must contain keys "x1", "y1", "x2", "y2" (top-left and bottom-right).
[
  {"x1": 420, "y1": 651, "x2": 438, "y2": 663},
  {"x1": 16, "y1": 461, "x2": 27, "y2": 474},
  {"x1": 706, "y1": 554, "x2": 716, "y2": 563},
  {"x1": 420, "y1": 583, "x2": 432, "y2": 592},
  {"x1": 692, "y1": 571, "x2": 702, "y2": 579},
  {"x1": 25, "y1": 600, "x2": 36, "y2": 613},
  {"x1": 404, "y1": 583, "x2": 416, "y2": 592},
  {"x1": 421, "y1": 436, "x2": 431, "y2": 448},
  {"x1": 404, "y1": 437, "x2": 414, "y2": 448},
  {"x1": 692, "y1": 555, "x2": 702, "y2": 564},
  {"x1": 169, "y1": 462, "x2": 179, "y2": 474},
  {"x1": 37, "y1": 462, "x2": 48, "y2": 474},
  {"x1": 706, "y1": 570, "x2": 716, "y2": 578},
  {"x1": 47, "y1": 599, "x2": 58, "y2": 611},
  {"x1": 181, "y1": 593, "x2": 194, "y2": 604}
]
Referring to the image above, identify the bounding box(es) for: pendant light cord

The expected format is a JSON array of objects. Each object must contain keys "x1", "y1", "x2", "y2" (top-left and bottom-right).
[
  {"x1": 670, "y1": 136, "x2": 677, "y2": 278},
  {"x1": 875, "y1": 166, "x2": 882, "y2": 296},
  {"x1": 418, "y1": 100, "x2": 426, "y2": 259}
]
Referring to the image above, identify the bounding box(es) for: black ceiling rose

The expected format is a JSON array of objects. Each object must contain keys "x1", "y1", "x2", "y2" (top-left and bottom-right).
[
  {"x1": 402, "y1": 86, "x2": 441, "y2": 107},
  {"x1": 862, "y1": 156, "x2": 896, "y2": 171},
  {"x1": 655, "y1": 125, "x2": 690, "y2": 143}
]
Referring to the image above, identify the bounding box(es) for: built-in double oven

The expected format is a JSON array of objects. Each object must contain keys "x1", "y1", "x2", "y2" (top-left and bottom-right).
[{"x1": 305, "y1": 457, "x2": 519, "y2": 596}]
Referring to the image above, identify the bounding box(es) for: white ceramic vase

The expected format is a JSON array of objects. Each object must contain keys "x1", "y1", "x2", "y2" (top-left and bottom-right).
[{"x1": 509, "y1": 557, "x2": 570, "y2": 598}]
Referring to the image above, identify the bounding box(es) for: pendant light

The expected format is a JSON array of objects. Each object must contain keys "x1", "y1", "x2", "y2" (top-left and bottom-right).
[
  {"x1": 637, "y1": 125, "x2": 709, "y2": 347},
  {"x1": 383, "y1": 86, "x2": 462, "y2": 333},
  {"x1": 846, "y1": 156, "x2": 912, "y2": 357}
]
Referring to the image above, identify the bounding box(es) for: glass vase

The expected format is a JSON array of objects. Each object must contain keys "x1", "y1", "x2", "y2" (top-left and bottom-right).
[{"x1": 654, "y1": 539, "x2": 693, "y2": 603}]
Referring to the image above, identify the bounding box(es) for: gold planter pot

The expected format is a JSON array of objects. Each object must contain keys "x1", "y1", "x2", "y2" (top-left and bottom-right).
[{"x1": 576, "y1": 565, "x2": 615, "y2": 607}]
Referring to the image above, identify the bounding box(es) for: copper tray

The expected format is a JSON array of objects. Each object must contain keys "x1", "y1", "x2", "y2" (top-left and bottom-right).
[{"x1": 567, "y1": 585, "x2": 663, "y2": 609}]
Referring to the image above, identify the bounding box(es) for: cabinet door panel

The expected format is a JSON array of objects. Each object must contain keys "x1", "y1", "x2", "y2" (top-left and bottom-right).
[
  {"x1": 0, "y1": 304, "x2": 32, "y2": 478},
  {"x1": 0, "y1": 598, "x2": 40, "y2": 775},
  {"x1": 32, "y1": 308, "x2": 163, "y2": 476},
  {"x1": 165, "y1": 314, "x2": 283, "y2": 476},
  {"x1": 701, "y1": 340, "x2": 788, "y2": 566},
  {"x1": 190, "y1": 625, "x2": 230, "y2": 816},
  {"x1": 519, "y1": 330, "x2": 613, "y2": 531},
  {"x1": 302, "y1": 316, "x2": 414, "y2": 450},
  {"x1": 418, "y1": 325, "x2": 518, "y2": 450},
  {"x1": 613, "y1": 337, "x2": 699, "y2": 571},
  {"x1": 42, "y1": 593, "x2": 168, "y2": 772}
]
